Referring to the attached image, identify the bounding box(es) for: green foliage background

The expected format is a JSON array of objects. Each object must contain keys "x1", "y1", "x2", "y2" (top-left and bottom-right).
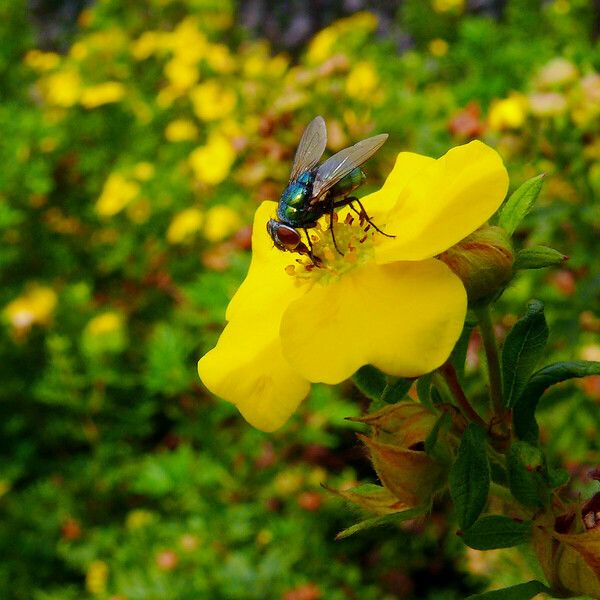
[{"x1": 1, "y1": 0, "x2": 599, "y2": 598}]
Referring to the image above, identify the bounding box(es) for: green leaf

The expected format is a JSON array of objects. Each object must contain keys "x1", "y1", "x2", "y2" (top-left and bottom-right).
[
  {"x1": 502, "y1": 300, "x2": 549, "y2": 408},
  {"x1": 353, "y1": 365, "x2": 386, "y2": 401},
  {"x1": 462, "y1": 516, "x2": 532, "y2": 550},
  {"x1": 451, "y1": 319, "x2": 476, "y2": 381},
  {"x1": 513, "y1": 360, "x2": 600, "y2": 441},
  {"x1": 498, "y1": 174, "x2": 544, "y2": 235},
  {"x1": 380, "y1": 378, "x2": 413, "y2": 404},
  {"x1": 425, "y1": 411, "x2": 452, "y2": 459},
  {"x1": 467, "y1": 580, "x2": 551, "y2": 599},
  {"x1": 507, "y1": 442, "x2": 550, "y2": 509},
  {"x1": 514, "y1": 246, "x2": 567, "y2": 270},
  {"x1": 335, "y1": 505, "x2": 427, "y2": 540},
  {"x1": 449, "y1": 424, "x2": 490, "y2": 530},
  {"x1": 416, "y1": 373, "x2": 433, "y2": 408}
]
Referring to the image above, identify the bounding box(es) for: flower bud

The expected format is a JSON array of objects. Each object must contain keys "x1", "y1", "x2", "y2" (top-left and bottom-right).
[
  {"x1": 439, "y1": 225, "x2": 514, "y2": 307},
  {"x1": 351, "y1": 402, "x2": 452, "y2": 507}
]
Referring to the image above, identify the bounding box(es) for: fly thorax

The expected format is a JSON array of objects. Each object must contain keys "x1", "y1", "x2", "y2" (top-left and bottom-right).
[{"x1": 284, "y1": 211, "x2": 378, "y2": 283}]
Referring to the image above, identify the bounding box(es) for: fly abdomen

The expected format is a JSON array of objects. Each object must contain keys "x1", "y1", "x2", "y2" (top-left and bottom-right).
[{"x1": 329, "y1": 167, "x2": 366, "y2": 201}]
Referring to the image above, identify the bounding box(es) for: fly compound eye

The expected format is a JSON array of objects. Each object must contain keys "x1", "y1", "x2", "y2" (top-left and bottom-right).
[{"x1": 275, "y1": 225, "x2": 302, "y2": 250}]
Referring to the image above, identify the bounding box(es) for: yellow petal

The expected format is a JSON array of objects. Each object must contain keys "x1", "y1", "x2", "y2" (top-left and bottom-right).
[
  {"x1": 371, "y1": 141, "x2": 508, "y2": 263},
  {"x1": 199, "y1": 201, "x2": 311, "y2": 431},
  {"x1": 280, "y1": 259, "x2": 467, "y2": 384}
]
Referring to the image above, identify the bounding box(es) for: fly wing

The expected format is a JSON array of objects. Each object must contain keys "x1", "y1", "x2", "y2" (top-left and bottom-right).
[
  {"x1": 289, "y1": 116, "x2": 327, "y2": 182},
  {"x1": 310, "y1": 134, "x2": 388, "y2": 203}
]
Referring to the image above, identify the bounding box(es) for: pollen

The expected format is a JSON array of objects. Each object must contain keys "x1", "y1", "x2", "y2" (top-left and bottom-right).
[{"x1": 285, "y1": 209, "x2": 377, "y2": 281}]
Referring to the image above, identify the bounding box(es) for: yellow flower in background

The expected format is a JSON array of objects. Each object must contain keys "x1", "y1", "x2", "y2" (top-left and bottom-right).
[
  {"x1": 205, "y1": 43, "x2": 236, "y2": 73},
  {"x1": 80, "y1": 82, "x2": 125, "y2": 109},
  {"x1": 429, "y1": 38, "x2": 449, "y2": 57},
  {"x1": 488, "y1": 93, "x2": 528, "y2": 131},
  {"x1": 165, "y1": 119, "x2": 199, "y2": 142},
  {"x1": 167, "y1": 17, "x2": 207, "y2": 63},
  {"x1": 24, "y1": 49, "x2": 60, "y2": 71},
  {"x1": 3, "y1": 285, "x2": 58, "y2": 332},
  {"x1": 86, "y1": 560, "x2": 108, "y2": 595},
  {"x1": 189, "y1": 134, "x2": 236, "y2": 185},
  {"x1": 86, "y1": 312, "x2": 123, "y2": 336},
  {"x1": 131, "y1": 31, "x2": 162, "y2": 60},
  {"x1": 167, "y1": 208, "x2": 204, "y2": 244},
  {"x1": 69, "y1": 41, "x2": 88, "y2": 61},
  {"x1": 432, "y1": 0, "x2": 465, "y2": 12},
  {"x1": 190, "y1": 80, "x2": 236, "y2": 121},
  {"x1": 198, "y1": 141, "x2": 508, "y2": 431},
  {"x1": 345, "y1": 61, "x2": 379, "y2": 100},
  {"x1": 41, "y1": 69, "x2": 82, "y2": 107},
  {"x1": 96, "y1": 173, "x2": 140, "y2": 217},
  {"x1": 203, "y1": 205, "x2": 242, "y2": 242},
  {"x1": 83, "y1": 311, "x2": 127, "y2": 355},
  {"x1": 164, "y1": 58, "x2": 199, "y2": 91},
  {"x1": 132, "y1": 162, "x2": 155, "y2": 181}
]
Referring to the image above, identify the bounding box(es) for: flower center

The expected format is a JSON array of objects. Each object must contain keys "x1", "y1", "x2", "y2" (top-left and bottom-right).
[{"x1": 284, "y1": 210, "x2": 376, "y2": 282}]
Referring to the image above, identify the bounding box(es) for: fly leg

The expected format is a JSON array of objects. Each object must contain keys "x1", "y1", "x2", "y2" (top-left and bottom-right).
[
  {"x1": 302, "y1": 227, "x2": 323, "y2": 267},
  {"x1": 328, "y1": 199, "x2": 344, "y2": 256},
  {"x1": 345, "y1": 196, "x2": 395, "y2": 238}
]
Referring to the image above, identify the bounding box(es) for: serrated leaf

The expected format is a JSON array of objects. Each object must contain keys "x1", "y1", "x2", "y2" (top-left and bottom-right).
[
  {"x1": 449, "y1": 424, "x2": 490, "y2": 530},
  {"x1": 467, "y1": 580, "x2": 551, "y2": 599},
  {"x1": 380, "y1": 378, "x2": 413, "y2": 404},
  {"x1": 507, "y1": 442, "x2": 550, "y2": 509},
  {"x1": 513, "y1": 360, "x2": 600, "y2": 441},
  {"x1": 502, "y1": 300, "x2": 548, "y2": 408},
  {"x1": 353, "y1": 365, "x2": 386, "y2": 401},
  {"x1": 498, "y1": 174, "x2": 544, "y2": 235},
  {"x1": 462, "y1": 515, "x2": 532, "y2": 549},
  {"x1": 514, "y1": 246, "x2": 567, "y2": 270},
  {"x1": 335, "y1": 505, "x2": 427, "y2": 540}
]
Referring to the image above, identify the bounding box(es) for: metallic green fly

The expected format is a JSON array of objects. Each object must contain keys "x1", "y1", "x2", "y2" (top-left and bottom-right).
[{"x1": 266, "y1": 116, "x2": 392, "y2": 264}]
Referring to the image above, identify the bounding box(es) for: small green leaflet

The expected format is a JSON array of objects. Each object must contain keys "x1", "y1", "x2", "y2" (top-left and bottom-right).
[
  {"x1": 513, "y1": 360, "x2": 600, "y2": 441},
  {"x1": 514, "y1": 246, "x2": 566, "y2": 270},
  {"x1": 498, "y1": 174, "x2": 544, "y2": 235},
  {"x1": 502, "y1": 300, "x2": 548, "y2": 409},
  {"x1": 462, "y1": 515, "x2": 532, "y2": 550},
  {"x1": 352, "y1": 365, "x2": 386, "y2": 401},
  {"x1": 467, "y1": 580, "x2": 551, "y2": 600},
  {"x1": 507, "y1": 442, "x2": 550, "y2": 509},
  {"x1": 449, "y1": 424, "x2": 490, "y2": 530},
  {"x1": 335, "y1": 505, "x2": 427, "y2": 540}
]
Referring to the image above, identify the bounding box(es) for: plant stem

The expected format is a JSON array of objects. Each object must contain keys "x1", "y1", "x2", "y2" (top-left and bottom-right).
[
  {"x1": 475, "y1": 307, "x2": 505, "y2": 417},
  {"x1": 437, "y1": 362, "x2": 487, "y2": 428}
]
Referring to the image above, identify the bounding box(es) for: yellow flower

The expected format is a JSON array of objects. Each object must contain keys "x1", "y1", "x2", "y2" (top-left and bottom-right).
[
  {"x1": 429, "y1": 38, "x2": 449, "y2": 57},
  {"x1": 86, "y1": 312, "x2": 123, "y2": 336},
  {"x1": 203, "y1": 205, "x2": 242, "y2": 242},
  {"x1": 432, "y1": 0, "x2": 465, "y2": 12},
  {"x1": 80, "y1": 82, "x2": 125, "y2": 109},
  {"x1": 165, "y1": 119, "x2": 198, "y2": 142},
  {"x1": 3, "y1": 285, "x2": 57, "y2": 331},
  {"x1": 488, "y1": 93, "x2": 528, "y2": 131},
  {"x1": 96, "y1": 173, "x2": 140, "y2": 217},
  {"x1": 190, "y1": 80, "x2": 236, "y2": 121},
  {"x1": 205, "y1": 43, "x2": 236, "y2": 73},
  {"x1": 189, "y1": 134, "x2": 236, "y2": 186},
  {"x1": 131, "y1": 31, "x2": 162, "y2": 60},
  {"x1": 41, "y1": 69, "x2": 81, "y2": 107},
  {"x1": 167, "y1": 208, "x2": 204, "y2": 244},
  {"x1": 164, "y1": 58, "x2": 199, "y2": 91},
  {"x1": 198, "y1": 141, "x2": 508, "y2": 431},
  {"x1": 132, "y1": 162, "x2": 155, "y2": 181},
  {"x1": 345, "y1": 61, "x2": 379, "y2": 100},
  {"x1": 83, "y1": 312, "x2": 126, "y2": 355},
  {"x1": 86, "y1": 560, "x2": 108, "y2": 595},
  {"x1": 24, "y1": 49, "x2": 60, "y2": 71}
]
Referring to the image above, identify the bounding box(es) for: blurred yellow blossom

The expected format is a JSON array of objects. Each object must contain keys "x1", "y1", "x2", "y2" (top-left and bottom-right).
[
  {"x1": 131, "y1": 31, "x2": 162, "y2": 60},
  {"x1": 167, "y1": 208, "x2": 204, "y2": 244},
  {"x1": 126, "y1": 509, "x2": 155, "y2": 530},
  {"x1": 429, "y1": 38, "x2": 449, "y2": 57},
  {"x1": 190, "y1": 80, "x2": 236, "y2": 121},
  {"x1": 488, "y1": 93, "x2": 528, "y2": 131},
  {"x1": 24, "y1": 49, "x2": 60, "y2": 71},
  {"x1": 3, "y1": 285, "x2": 57, "y2": 332},
  {"x1": 205, "y1": 43, "x2": 236, "y2": 73},
  {"x1": 164, "y1": 58, "x2": 199, "y2": 91},
  {"x1": 41, "y1": 69, "x2": 82, "y2": 107},
  {"x1": 203, "y1": 205, "x2": 242, "y2": 242},
  {"x1": 80, "y1": 82, "x2": 125, "y2": 109},
  {"x1": 132, "y1": 162, "x2": 155, "y2": 181},
  {"x1": 69, "y1": 41, "x2": 88, "y2": 61},
  {"x1": 345, "y1": 61, "x2": 379, "y2": 100},
  {"x1": 432, "y1": 0, "x2": 465, "y2": 12},
  {"x1": 86, "y1": 312, "x2": 123, "y2": 336},
  {"x1": 86, "y1": 560, "x2": 108, "y2": 594},
  {"x1": 96, "y1": 173, "x2": 140, "y2": 217},
  {"x1": 167, "y1": 17, "x2": 207, "y2": 63},
  {"x1": 189, "y1": 134, "x2": 236, "y2": 185},
  {"x1": 165, "y1": 119, "x2": 199, "y2": 142}
]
